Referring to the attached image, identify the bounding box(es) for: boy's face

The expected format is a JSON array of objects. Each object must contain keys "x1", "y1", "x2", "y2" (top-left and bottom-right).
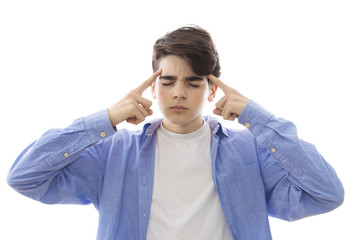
[{"x1": 151, "y1": 55, "x2": 217, "y2": 134}]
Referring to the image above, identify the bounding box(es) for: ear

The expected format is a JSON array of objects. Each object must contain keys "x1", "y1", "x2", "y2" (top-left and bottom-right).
[
  {"x1": 208, "y1": 84, "x2": 217, "y2": 102},
  {"x1": 151, "y1": 81, "x2": 156, "y2": 99}
]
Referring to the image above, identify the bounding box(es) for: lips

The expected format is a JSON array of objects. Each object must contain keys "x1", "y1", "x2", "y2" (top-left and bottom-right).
[
  {"x1": 170, "y1": 105, "x2": 187, "y2": 109},
  {"x1": 170, "y1": 105, "x2": 188, "y2": 112}
]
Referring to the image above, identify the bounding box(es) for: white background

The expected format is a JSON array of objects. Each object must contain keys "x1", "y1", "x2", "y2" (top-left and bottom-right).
[{"x1": 1, "y1": 0, "x2": 359, "y2": 239}]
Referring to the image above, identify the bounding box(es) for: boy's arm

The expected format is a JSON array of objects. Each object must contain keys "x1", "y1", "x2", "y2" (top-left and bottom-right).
[
  {"x1": 238, "y1": 101, "x2": 344, "y2": 221},
  {"x1": 7, "y1": 70, "x2": 161, "y2": 206},
  {"x1": 7, "y1": 110, "x2": 116, "y2": 206},
  {"x1": 208, "y1": 74, "x2": 344, "y2": 221}
]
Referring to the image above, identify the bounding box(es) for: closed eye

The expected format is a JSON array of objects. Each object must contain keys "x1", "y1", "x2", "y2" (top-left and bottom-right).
[
  {"x1": 162, "y1": 82, "x2": 174, "y2": 86},
  {"x1": 189, "y1": 83, "x2": 199, "y2": 88}
]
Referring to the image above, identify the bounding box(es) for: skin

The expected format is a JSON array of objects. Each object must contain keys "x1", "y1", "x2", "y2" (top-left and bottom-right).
[
  {"x1": 108, "y1": 55, "x2": 250, "y2": 133},
  {"x1": 108, "y1": 69, "x2": 162, "y2": 126},
  {"x1": 207, "y1": 74, "x2": 250, "y2": 121},
  {"x1": 151, "y1": 55, "x2": 217, "y2": 133}
]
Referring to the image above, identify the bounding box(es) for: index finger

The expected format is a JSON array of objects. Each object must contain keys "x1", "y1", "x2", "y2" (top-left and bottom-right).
[
  {"x1": 134, "y1": 68, "x2": 162, "y2": 95},
  {"x1": 207, "y1": 74, "x2": 229, "y2": 92}
]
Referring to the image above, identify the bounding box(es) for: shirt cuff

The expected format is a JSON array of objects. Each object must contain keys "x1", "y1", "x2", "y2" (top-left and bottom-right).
[
  {"x1": 84, "y1": 109, "x2": 117, "y2": 142},
  {"x1": 237, "y1": 100, "x2": 273, "y2": 136}
]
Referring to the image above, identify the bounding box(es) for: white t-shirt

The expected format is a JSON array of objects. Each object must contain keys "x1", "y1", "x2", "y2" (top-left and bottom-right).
[{"x1": 146, "y1": 121, "x2": 234, "y2": 240}]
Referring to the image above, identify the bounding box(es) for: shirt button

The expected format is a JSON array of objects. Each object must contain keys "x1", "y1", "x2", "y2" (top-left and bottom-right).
[
  {"x1": 271, "y1": 148, "x2": 276, "y2": 153},
  {"x1": 245, "y1": 122, "x2": 251, "y2": 128},
  {"x1": 64, "y1": 153, "x2": 69, "y2": 158},
  {"x1": 100, "y1": 132, "x2": 106, "y2": 138}
]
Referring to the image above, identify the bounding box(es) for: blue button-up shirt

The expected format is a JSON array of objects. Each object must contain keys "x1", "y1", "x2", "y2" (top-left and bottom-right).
[{"x1": 7, "y1": 101, "x2": 344, "y2": 240}]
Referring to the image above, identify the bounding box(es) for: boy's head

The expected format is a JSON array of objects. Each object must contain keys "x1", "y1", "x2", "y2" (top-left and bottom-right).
[
  {"x1": 150, "y1": 25, "x2": 220, "y2": 134},
  {"x1": 152, "y1": 25, "x2": 221, "y2": 82}
]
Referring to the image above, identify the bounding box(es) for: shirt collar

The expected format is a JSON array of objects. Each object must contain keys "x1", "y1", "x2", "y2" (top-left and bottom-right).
[{"x1": 142, "y1": 115, "x2": 229, "y2": 138}]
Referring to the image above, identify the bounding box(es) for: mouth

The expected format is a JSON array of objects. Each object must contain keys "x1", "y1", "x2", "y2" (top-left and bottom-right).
[{"x1": 170, "y1": 105, "x2": 188, "y2": 112}]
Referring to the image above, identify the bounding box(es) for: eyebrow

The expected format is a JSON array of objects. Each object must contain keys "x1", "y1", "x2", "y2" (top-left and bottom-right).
[
  {"x1": 159, "y1": 75, "x2": 204, "y2": 81},
  {"x1": 159, "y1": 75, "x2": 177, "y2": 81},
  {"x1": 186, "y1": 76, "x2": 204, "y2": 81}
]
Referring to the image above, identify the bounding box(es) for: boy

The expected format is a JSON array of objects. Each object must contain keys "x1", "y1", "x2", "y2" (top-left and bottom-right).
[{"x1": 7, "y1": 25, "x2": 344, "y2": 240}]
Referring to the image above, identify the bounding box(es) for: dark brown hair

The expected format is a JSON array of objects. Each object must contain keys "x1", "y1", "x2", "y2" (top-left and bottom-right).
[{"x1": 152, "y1": 25, "x2": 221, "y2": 81}]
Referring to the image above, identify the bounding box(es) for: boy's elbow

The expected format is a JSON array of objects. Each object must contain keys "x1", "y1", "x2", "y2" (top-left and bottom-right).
[
  {"x1": 6, "y1": 168, "x2": 33, "y2": 193},
  {"x1": 7, "y1": 170, "x2": 22, "y2": 191},
  {"x1": 320, "y1": 183, "x2": 345, "y2": 213},
  {"x1": 331, "y1": 184, "x2": 345, "y2": 209}
]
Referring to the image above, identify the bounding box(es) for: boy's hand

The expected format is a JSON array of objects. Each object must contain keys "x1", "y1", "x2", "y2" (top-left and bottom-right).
[
  {"x1": 108, "y1": 69, "x2": 162, "y2": 126},
  {"x1": 208, "y1": 74, "x2": 250, "y2": 121}
]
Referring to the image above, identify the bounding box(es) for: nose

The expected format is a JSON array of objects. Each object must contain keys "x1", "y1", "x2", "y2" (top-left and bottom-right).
[{"x1": 171, "y1": 82, "x2": 187, "y2": 99}]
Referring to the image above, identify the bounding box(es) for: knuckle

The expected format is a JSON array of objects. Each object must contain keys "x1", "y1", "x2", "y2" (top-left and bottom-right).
[
  {"x1": 147, "y1": 99, "x2": 153, "y2": 107},
  {"x1": 138, "y1": 115, "x2": 145, "y2": 122},
  {"x1": 142, "y1": 109, "x2": 149, "y2": 116},
  {"x1": 215, "y1": 102, "x2": 223, "y2": 109},
  {"x1": 128, "y1": 99, "x2": 136, "y2": 106},
  {"x1": 127, "y1": 92, "x2": 136, "y2": 99},
  {"x1": 129, "y1": 104, "x2": 137, "y2": 112}
]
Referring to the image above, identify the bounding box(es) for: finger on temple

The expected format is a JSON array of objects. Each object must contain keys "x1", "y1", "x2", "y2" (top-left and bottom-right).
[
  {"x1": 207, "y1": 74, "x2": 228, "y2": 91},
  {"x1": 135, "y1": 69, "x2": 162, "y2": 94}
]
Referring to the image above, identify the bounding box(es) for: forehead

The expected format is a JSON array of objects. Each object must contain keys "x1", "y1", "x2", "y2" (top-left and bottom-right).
[{"x1": 158, "y1": 55, "x2": 195, "y2": 75}]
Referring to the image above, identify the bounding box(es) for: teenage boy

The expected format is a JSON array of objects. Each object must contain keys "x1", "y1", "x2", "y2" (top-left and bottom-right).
[{"x1": 7, "y1": 26, "x2": 344, "y2": 240}]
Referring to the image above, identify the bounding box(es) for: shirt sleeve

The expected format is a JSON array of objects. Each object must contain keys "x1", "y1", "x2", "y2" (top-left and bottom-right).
[
  {"x1": 237, "y1": 100, "x2": 344, "y2": 221},
  {"x1": 7, "y1": 109, "x2": 117, "y2": 208}
]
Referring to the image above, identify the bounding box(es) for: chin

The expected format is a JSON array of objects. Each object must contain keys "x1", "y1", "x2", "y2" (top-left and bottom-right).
[
  {"x1": 165, "y1": 114, "x2": 189, "y2": 123},
  {"x1": 165, "y1": 112, "x2": 201, "y2": 125}
]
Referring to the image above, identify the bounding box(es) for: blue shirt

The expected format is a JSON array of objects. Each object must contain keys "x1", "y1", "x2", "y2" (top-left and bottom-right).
[{"x1": 7, "y1": 100, "x2": 344, "y2": 240}]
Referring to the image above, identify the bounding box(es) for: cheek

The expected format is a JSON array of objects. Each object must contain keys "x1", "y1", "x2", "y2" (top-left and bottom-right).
[
  {"x1": 155, "y1": 88, "x2": 168, "y2": 104},
  {"x1": 157, "y1": 88, "x2": 165, "y2": 98},
  {"x1": 192, "y1": 89, "x2": 209, "y2": 106}
]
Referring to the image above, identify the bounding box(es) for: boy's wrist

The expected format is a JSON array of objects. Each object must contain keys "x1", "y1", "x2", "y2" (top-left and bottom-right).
[
  {"x1": 84, "y1": 109, "x2": 117, "y2": 141},
  {"x1": 238, "y1": 100, "x2": 273, "y2": 135}
]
